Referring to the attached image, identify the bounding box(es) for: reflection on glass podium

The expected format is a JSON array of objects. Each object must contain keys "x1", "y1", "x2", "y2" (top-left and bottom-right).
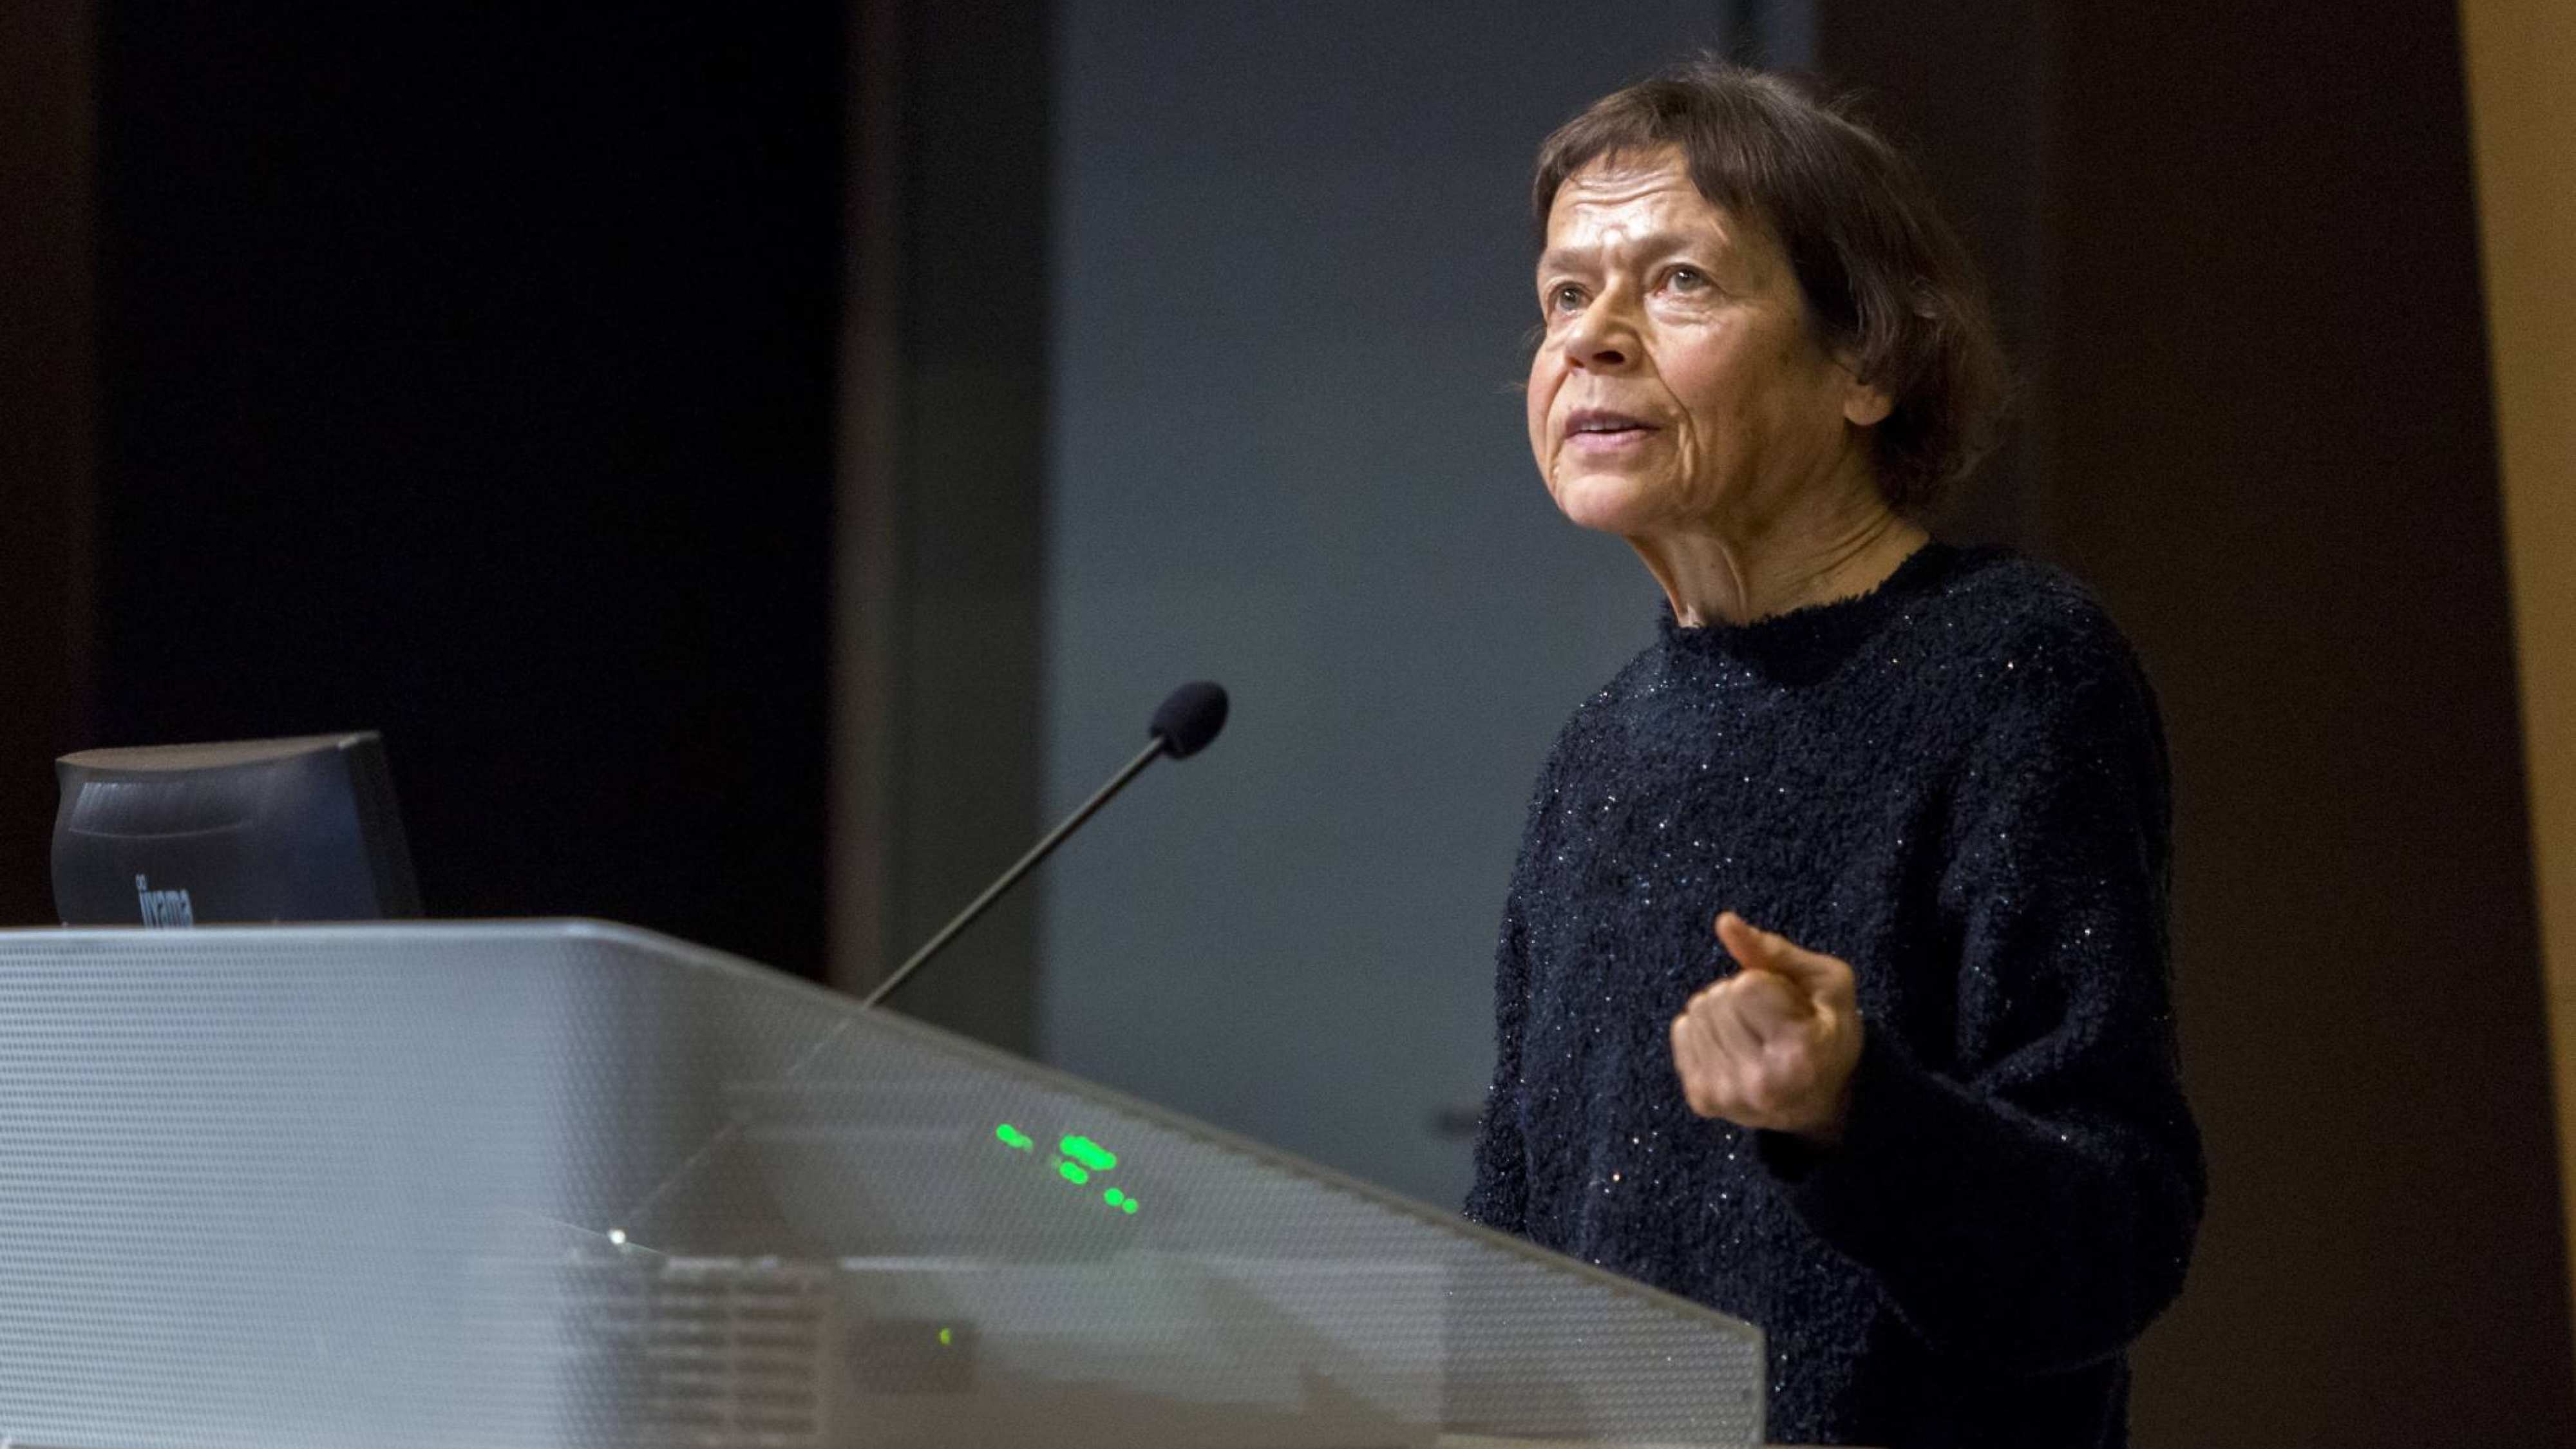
[{"x1": 0, "y1": 922, "x2": 1767, "y2": 1447}]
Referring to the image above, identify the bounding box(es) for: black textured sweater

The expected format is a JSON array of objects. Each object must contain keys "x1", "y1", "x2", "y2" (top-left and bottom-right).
[{"x1": 1465, "y1": 543, "x2": 2204, "y2": 1449}]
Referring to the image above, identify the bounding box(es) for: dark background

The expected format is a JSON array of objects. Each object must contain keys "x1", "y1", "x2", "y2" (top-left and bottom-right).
[
  {"x1": 36, "y1": 5, "x2": 842, "y2": 972},
  {"x1": 3, "y1": 1, "x2": 2568, "y2": 1442}
]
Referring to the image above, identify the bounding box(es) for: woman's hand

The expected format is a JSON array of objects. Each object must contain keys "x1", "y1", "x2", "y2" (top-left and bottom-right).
[{"x1": 1670, "y1": 912, "x2": 1865, "y2": 1145}]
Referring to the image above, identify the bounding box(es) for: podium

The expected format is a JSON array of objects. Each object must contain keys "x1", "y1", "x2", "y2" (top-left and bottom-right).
[{"x1": 0, "y1": 922, "x2": 1767, "y2": 1446}]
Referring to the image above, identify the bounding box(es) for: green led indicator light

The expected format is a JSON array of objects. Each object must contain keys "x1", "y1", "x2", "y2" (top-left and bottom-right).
[
  {"x1": 1060, "y1": 1135, "x2": 1118, "y2": 1172},
  {"x1": 1002, "y1": 1125, "x2": 1135, "y2": 1214},
  {"x1": 938, "y1": 1327, "x2": 954, "y2": 1347}
]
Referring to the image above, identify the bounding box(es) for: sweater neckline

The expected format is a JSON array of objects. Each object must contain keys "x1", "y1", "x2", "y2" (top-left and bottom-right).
[{"x1": 1657, "y1": 540, "x2": 1959, "y2": 679}]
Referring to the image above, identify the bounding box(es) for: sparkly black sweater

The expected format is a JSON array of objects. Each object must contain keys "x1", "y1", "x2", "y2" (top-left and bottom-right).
[{"x1": 1465, "y1": 544, "x2": 2204, "y2": 1449}]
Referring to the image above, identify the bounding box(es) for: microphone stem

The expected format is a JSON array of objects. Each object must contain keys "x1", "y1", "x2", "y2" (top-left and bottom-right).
[{"x1": 862, "y1": 735, "x2": 1171, "y2": 1010}]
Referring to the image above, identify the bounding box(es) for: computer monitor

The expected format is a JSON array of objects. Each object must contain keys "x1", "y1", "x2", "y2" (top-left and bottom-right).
[{"x1": 52, "y1": 732, "x2": 421, "y2": 926}]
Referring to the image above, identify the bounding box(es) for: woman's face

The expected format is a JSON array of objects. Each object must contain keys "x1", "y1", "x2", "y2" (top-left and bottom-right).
[{"x1": 1526, "y1": 149, "x2": 1886, "y2": 538}]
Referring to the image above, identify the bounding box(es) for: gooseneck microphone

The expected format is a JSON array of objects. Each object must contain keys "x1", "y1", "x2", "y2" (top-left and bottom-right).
[{"x1": 861, "y1": 681, "x2": 1229, "y2": 1010}]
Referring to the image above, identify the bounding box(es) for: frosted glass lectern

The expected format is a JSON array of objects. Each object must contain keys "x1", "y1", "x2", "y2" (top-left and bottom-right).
[{"x1": 0, "y1": 922, "x2": 1765, "y2": 1446}]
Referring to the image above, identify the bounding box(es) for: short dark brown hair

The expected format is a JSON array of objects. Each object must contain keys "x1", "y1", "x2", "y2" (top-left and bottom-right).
[{"x1": 1532, "y1": 60, "x2": 2006, "y2": 513}]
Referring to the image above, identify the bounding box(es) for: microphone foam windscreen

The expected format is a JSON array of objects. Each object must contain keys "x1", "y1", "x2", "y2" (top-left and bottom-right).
[{"x1": 1150, "y1": 681, "x2": 1229, "y2": 759}]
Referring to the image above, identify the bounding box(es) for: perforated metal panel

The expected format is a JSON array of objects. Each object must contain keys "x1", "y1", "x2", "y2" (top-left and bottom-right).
[{"x1": 0, "y1": 922, "x2": 1763, "y2": 1446}]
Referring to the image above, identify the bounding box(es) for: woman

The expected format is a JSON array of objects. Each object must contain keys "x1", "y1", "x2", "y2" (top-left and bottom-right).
[{"x1": 1465, "y1": 62, "x2": 2204, "y2": 1449}]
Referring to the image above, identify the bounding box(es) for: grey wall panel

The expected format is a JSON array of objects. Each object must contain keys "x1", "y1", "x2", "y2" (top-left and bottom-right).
[{"x1": 1042, "y1": 4, "x2": 1792, "y2": 1205}]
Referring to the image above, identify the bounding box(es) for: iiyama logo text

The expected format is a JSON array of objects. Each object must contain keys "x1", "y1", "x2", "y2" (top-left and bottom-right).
[{"x1": 135, "y1": 874, "x2": 196, "y2": 928}]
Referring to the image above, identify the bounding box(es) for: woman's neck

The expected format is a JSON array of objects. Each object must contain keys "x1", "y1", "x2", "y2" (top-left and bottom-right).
[{"x1": 1630, "y1": 480, "x2": 1928, "y2": 629}]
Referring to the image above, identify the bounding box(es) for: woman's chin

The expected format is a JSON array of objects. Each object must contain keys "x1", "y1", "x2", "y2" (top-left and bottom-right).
[{"x1": 1549, "y1": 472, "x2": 1668, "y2": 536}]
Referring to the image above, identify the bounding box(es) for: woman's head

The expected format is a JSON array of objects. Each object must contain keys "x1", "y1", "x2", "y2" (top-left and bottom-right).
[{"x1": 1524, "y1": 61, "x2": 2004, "y2": 527}]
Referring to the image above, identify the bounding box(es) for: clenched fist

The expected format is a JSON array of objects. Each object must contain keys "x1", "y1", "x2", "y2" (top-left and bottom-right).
[{"x1": 1671, "y1": 912, "x2": 1864, "y2": 1144}]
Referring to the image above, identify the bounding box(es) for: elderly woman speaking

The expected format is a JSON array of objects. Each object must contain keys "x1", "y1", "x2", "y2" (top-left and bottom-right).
[{"x1": 1464, "y1": 63, "x2": 2204, "y2": 1449}]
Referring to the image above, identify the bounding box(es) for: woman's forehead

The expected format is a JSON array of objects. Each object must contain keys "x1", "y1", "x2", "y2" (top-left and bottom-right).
[{"x1": 1543, "y1": 153, "x2": 1772, "y2": 267}]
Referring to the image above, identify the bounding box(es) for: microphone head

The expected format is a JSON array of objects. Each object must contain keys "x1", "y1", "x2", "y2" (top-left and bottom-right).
[{"x1": 1149, "y1": 681, "x2": 1229, "y2": 759}]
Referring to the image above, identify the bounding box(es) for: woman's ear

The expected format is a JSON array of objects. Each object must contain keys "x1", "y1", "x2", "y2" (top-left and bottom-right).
[
  {"x1": 1832, "y1": 347, "x2": 1895, "y2": 428},
  {"x1": 1843, "y1": 384, "x2": 1894, "y2": 428},
  {"x1": 1837, "y1": 356, "x2": 1894, "y2": 427}
]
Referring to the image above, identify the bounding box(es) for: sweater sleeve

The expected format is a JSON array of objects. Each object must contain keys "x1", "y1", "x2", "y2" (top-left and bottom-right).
[
  {"x1": 1463, "y1": 878, "x2": 1532, "y2": 1235},
  {"x1": 1754, "y1": 624, "x2": 2206, "y2": 1375}
]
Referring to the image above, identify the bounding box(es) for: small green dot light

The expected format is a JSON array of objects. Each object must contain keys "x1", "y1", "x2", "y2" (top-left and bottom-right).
[
  {"x1": 1057, "y1": 1160, "x2": 1090, "y2": 1185},
  {"x1": 995, "y1": 1124, "x2": 1034, "y2": 1151},
  {"x1": 1103, "y1": 1188, "x2": 1125, "y2": 1207},
  {"x1": 1120, "y1": 1197, "x2": 1139, "y2": 1213},
  {"x1": 938, "y1": 1327, "x2": 954, "y2": 1347},
  {"x1": 1060, "y1": 1135, "x2": 1119, "y2": 1172}
]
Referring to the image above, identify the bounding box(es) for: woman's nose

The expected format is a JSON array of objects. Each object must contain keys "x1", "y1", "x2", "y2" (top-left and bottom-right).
[{"x1": 1561, "y1": 302, "x2": 1638, "y2": 372}]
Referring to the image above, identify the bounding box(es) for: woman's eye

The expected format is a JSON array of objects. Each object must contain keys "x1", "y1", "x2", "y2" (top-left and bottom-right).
[
  {"x1": 1547, "y1": 283, "x2": 1587, "y2": 314},
  {"x1": 1665, "y1": 267, "x2": 1709, "y2": 293}
]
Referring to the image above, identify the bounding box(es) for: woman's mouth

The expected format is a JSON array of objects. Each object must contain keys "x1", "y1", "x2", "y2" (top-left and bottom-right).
[{"x1": 1566, "y1": 408, "x2": 1659, "y2": 452}]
